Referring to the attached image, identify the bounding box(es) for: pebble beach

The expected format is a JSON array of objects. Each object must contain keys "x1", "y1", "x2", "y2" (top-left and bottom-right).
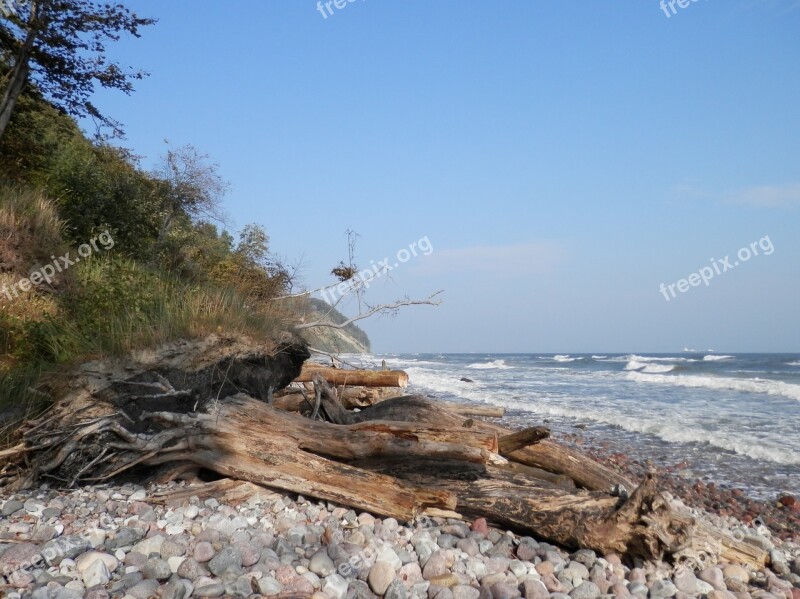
[{"x1": 1, "y1": 475, "x2": 798, "y2": 599}]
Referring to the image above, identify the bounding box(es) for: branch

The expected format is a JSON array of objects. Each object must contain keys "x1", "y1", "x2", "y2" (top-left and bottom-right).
[{"x1": 295, "y1": 291, "x2": 443, "y2": 331}]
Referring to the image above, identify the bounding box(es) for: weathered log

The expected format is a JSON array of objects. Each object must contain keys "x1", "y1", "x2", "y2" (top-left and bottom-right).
[{"x1": 294, "y1": 365, "x2": 408, "y2": 387}]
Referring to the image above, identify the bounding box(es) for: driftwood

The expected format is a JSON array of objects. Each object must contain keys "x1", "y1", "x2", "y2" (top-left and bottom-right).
[
  {"x1": 0, "y1": 338, "x2": 767, "y2": 566},
  {"x1": 294, "y1": 365, "x2": 408, "y2": 387}
]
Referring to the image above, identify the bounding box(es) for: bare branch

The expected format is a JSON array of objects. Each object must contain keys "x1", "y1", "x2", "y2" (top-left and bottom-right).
[{"x1": 296, "y1": 291, "x2": 443, "y2": 331}]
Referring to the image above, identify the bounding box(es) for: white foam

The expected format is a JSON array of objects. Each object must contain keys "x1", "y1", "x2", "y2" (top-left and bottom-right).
[
  {"x1": 553, "y1": 355, "x2": 579, "y2": 362},
  {"x1": 486, "y1": 396, "x2": 800, "y2": 465},
  {"x1": 591, "y1": 355, "x2": 607, "y2": 359},
  {"x1": 627, "y1": 371, "x2": 800, "y2": 402},
  {"x1": 628, "y1": 354, "x2": 693, "y2": 363},
  {"x1": 703, "y1": 355, "x2": 734, "y2": 361},
  {"x1": 466, "y1": 359, "x2": 513, "y2": 370},
  {"x1": 624, "y1": 360, "x2": 675, "y2": 373},
  {"x1": 787, "y1": 361, "x2": 800, "y2": 367}
]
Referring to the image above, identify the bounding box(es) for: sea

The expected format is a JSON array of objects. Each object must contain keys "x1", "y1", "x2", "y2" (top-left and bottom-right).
[{"x1": 346, "y1": 352, "x2": 800, "y2": 499}]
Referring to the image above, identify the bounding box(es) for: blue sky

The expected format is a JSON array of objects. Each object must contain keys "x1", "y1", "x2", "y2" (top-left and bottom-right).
[{"x1": 87, "y1": 0, "x2": 799, "y2": 353}]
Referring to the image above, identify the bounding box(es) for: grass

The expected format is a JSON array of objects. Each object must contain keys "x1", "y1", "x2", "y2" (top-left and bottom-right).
[{"x1": 0, "y1": 185, "x2": 289, "y2": 414}]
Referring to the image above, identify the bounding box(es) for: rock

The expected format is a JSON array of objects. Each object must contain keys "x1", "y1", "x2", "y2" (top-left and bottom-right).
[
  {"x1": 194, "y1": 582, "x2": 226, "y2": 598},
  {"x1": 535, "y1": 562, "x2": 554, "y2": 577},
  {"x1": 131, "y1": 535, "x2": 165, "y2": 557},
  {"x1": 208, "y1": 545, "x2": 242, "y2": 576},
  {"x1": 32, "y1": 524, "x2": 58, "y2": 542},
  {"x1": 160, "y1": 539, "x2": 187, "y2": 560},
  {"x1": 458, "y1": 538, "x2": 480, "y2": 557},
  {"x1": 650, "y1": 580, "x2": 678, "y2": 598},
  {"x1": 85, "y1": 589, "x2": 111, "y2": 599},
  {"x1": 176, "y1": 556, "x2": 208, "y2": 580},
  {"x1": 142, "y1": 557, "x2": 171, "y2": 580},
  {"x1": 385, "y1": 578, "x2": 409, "y2": 599},
  {"x1": 399, "y1": 562, "x2": 424, "y2": 586},
  {"x1": 628, "y1": 568, "x2": 646, "y2": 584},
  {"x1": 699, "y1": 567, "x2": 726, "y2": 591},
  {"x1": 258, "y1": 576, "x2": 284, "y2": 595},
  {"x1": 423, "y1": 550, "x2": 449, "y2": 580},
  {"x1": 516, "y1": 538, "x2": 539, "y2": 562},
  {"x1": 376, "y1": 544, "x2": 403, "y2": 571},
  {"x1": 160, "y1": 579, "x2": 187, "y2": 599},
  {"x1": 521, "y1": 579, "x2": 550, "y2": 599},
  {"x1": 76, "y1": 551, "x2": 119, "y2": 574},
  {"x1": 127, "y1": 579, "x2": 160, "y2": 599},
  {"x1": 81, "y1": 556, "x2": 112, "y2": 587},
  {"x1": 370, "y1": 560, "x2": 396, "y2": 595},
  {"x1": 570, "y1": 582, "x2": 600, "y2": 599},
  {"x1": 544, "y1": 551, "x2": 566, "y2": 574},
  {"x1": 0, "y1": 542, "x2": 42, "y2": 572},
  {"x1": 42, "y1": 536, "x2": 91, "y2": 566},
  {"x1": 1, "y1": 499, "x2": 24, "y2": 515},
  {"x1": 193, "y1": 540, "x2": 215, "y2": 562},
  {"x1": 628, "y1": 582, "x2": 649, "y2": 598},
  {"x1": 708, "y1": 591, "x2": 738, "y2": 599},
  {"x1": 696, "y1": 580, "x2": 716, "y2": 595},
  {"x1": 286, "y1": 576, "x2": 315, "y2": 595},
  {"x1": 471, "y1": 519, "x2": 489, "y2": 536},
  {"x1": 311, "y1": 549, "x2": 337, "y2": 576},
  {"x1": 322, "y1": 573, "x2": 348, "y2": 599},
  {"x1": 109, "y1": 527, "x2": 146, "y2": 549},
  {"x1": 673, "y1": 570, "x2": 698, "y2": 594},
  {"x1": 452, "y1": 585, "x2": 481, "y2": 599},
  {"x1": 723, "y1": 565, "x2": 749, "y2": 583}
]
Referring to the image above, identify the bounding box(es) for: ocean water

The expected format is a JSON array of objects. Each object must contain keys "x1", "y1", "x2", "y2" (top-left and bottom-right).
[{"x1": 350, "y1": 353, "x2": 800, "y2": 499}]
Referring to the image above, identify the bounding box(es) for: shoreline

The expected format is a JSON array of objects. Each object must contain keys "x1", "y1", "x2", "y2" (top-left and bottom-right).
[{"x1": 0, "y1": 477, "x2": 798, "y2": 599}]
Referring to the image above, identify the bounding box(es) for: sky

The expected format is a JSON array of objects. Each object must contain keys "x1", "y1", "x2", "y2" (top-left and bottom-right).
[{"x1": 84, "y1": 0, "x2": 799, "y2": 353}]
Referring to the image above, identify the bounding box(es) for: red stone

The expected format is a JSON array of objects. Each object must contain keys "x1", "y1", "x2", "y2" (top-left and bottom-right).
[
  {"x1": 778, "y1": 494, "x2": 797, "y2": 507},
  {"x1": 471, "y1": 517, "x2": 489, "y2": 535}
]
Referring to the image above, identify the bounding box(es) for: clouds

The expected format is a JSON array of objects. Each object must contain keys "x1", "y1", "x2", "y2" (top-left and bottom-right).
[
  {"x1": 410, "y1": 241, "x2": 567, "y2": 277},
  {"x1": 673, "y1": 182, "x2": 800, "y2": 209},
  {"x1": 732, "y1": 183, "x2": 800, "y2": 208}
]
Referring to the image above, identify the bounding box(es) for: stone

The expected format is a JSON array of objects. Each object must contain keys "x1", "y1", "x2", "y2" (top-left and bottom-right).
[
  {"x1": 193, "y1": 541, "x2": 215, "y2": 562},
  {"x1": 699, "y1": 567, "x2": 726, "y2": 591},
  {"x1": 471, "y1": 519, "x2": 489, "y2": 536},
  {"x1": 708, "y1": 591, "x2": 739, "y2": 599},
  {"x1": 127, "y1": 579, "x2": 160, "y2": 599},
  {"x1": 109, "y1": 527, "x2": 146, "y2": 549},
  {"x1": 160, "y1": 539, "x2": 187, "y2": 560},
  {"x1": 131, "y1": 535, "x2": 165, "y2": 557},
  {"x1": 81, "y1": 556, "x2": 111, "y2": 587},
  {"x1": 569, "y1": 581, "x2": 600, "y2": 599},
  {"x1": 452, "y1": 585, "x2": 481, "y2": 599},
  {"x1": 142, "y1": 557, "x2": 171, "y2": 580},
  {"x1": 311, "y1": 549, "x2": 336, "y2": 576},
  {"x1": 490, "y1": 581, "x2": 521, "y2": 599},
  {"x1": 322, "y1": 573, "x2": 348, "y2": 599},
  {"x1": 458, "y1": 538, "x2": 480, "y2": 557},
  {"x1": 376, "y1": 544, "x2": 403, "y2": 571},
  {"x1": 628, "y1": 582, "x2": 649, "y2": 598},
  {"x1": 257, "y1": 576, "x2": 284, "y2": 595},
  {"x1": 399, "y1": 562, "x2": 424, "y2": 587},
  {"x1": 1, "y1": 499, "x2": 24, "y2": 516},
  {"x1": 516, "y1": 539, "x2": 538, "y2": 562},
  {"x1": 385, "y1": 578, "x2": 409, "y2": 599},
  {"x1": 177, "y1": 556, "x2": 208, "y2": 580},
  {"x1": 0, "y1": 542, "x2": 41, "y2": 573},
  {"x1": 650, "y1": 580, "x2": 678, "y2": 598},
  {"x1": 42, "y1": 536, "x2": 91, "y2": 565},
  {"x1": 423, "y1": 550, "x2": 449, "y2": 580},
  {"x1": 521, "y1": 579, "x2": 550, "y2": 599},
  {"x1": 370, "y1": 560, "x2": 397, "y2": 595},
  {"x1": 673, "y1": 570, "x2": 698, "y2": 594},
  {"x1": 76, "y1": 551, "x2": 119, "y2": 574},
  {"x1": 208, "y1": 546, "x2": 242, "y2": 576},
  {"x1": 543, "y1": 551, "x2": 566, "y2": 574},
  {"x1": 194, "y1": 582, "x2": 226, "y2": 598},
  {"x1": 724, "y1": 565, "x2": 749, "y2": 583},
  {"x1": 160, "y1": 580, "x2": 187, "y2": 599}
]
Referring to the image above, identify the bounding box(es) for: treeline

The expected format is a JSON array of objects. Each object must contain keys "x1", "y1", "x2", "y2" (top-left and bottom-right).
[{"x1": 0, "y1": 87, "x2": 292, "y2": 412}]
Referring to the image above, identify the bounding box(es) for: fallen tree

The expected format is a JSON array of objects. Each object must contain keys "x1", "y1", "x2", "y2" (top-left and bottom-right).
[{"x1": 0, "y1": 335, "x2": 766, "y2": 566}]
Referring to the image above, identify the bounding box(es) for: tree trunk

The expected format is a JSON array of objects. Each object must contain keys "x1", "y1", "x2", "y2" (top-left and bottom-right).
[
  {"x1": 0, "y1": 21, "x2": 38, "y2": 141},
  {"x1": 294, "y1": 365, "x2": 409, "y2": 387}
]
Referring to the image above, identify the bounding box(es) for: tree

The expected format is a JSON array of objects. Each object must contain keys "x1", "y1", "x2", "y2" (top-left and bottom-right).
[
  {"x1": 151, "y1": 143, "x2": 229, "y2": 242},
  {"x1": 0, "y1": 0, "x2": 155, "y2": 141}
]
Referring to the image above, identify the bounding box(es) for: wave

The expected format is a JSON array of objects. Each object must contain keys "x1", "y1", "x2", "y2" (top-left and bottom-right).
[
  {"x1": 466, "y1": 359, "x2": 513, "y2": 370},
  {"x1": 591, "y1": 355, "x2": 607, "y2": 359},
  {"x1": 627, "y1": 371, "x2": 800, "y2": 402},
  {"x1": 553, "y1": 355, "x2": 580, "y2": 362},
  {"x1": 787, "y1": 361, "x2": 800, "y2": 367},
  {"x1": 703, "y1": 355, "x2": 734, "y2": 361},
  {"x1": 628, "y1": 354, "x2": 694, "y2": 363},
  {"x1": 624, "y1": 360, "x2": 675, "y2": 373}
]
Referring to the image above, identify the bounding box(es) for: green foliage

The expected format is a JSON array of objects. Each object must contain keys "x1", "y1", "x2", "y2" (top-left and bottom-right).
[{"x1": 0, "y1": 0, "x2": 155, "y2": 138}]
